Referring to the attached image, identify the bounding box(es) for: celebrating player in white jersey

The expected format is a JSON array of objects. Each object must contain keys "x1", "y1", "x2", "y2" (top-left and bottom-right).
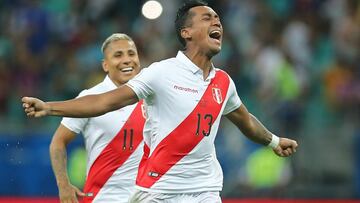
[
  {"x1": 49, "y1": 33, "x2": 145, "y2": 203},
  {"x1": 23, "y1": 1, "x2": 298, "y2": 202}
]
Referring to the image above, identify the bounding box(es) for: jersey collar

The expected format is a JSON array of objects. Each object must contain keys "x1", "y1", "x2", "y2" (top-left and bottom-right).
[
  {"x1": 103, "y1": 75, "x2": 118, "y2": 90},
  {"x1": 176, "y1": 51, "x2": 216, "y2": 80}
]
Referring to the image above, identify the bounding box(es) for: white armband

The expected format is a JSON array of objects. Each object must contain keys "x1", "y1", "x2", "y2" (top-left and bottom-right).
[{"x1": 268, "y1": 134, "x2": 280, "y2": 149}]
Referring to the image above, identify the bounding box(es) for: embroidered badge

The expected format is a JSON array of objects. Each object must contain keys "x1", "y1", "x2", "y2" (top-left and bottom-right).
[
  {"x1": 141, "y1": 104, "x2": 147, "y2": 119},
  {"x1": 212, "y1": 88, "x2": 222, "y2": 104}
]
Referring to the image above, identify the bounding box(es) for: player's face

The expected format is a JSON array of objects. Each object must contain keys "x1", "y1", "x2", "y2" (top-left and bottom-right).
[
  {"x1": 185, "y1": 6, "x2": 223, "y2": 56},
  {"x1": 102, "y1": 40, "x2": 140, "y2": 86}
]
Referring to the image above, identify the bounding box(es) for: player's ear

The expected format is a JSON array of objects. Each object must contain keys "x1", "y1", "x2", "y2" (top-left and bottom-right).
[
  {"x1": 181, "y1": 28, "x2": 192, "y2": 41},
  {"x1": 102, "y1": 59, "x2": 109, "y2": 73}
]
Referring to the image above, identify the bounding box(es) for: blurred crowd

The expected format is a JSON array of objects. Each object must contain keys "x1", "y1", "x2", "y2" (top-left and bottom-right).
[{"x1": 0, "y1": 0, "x2": 359, "y2": 198}]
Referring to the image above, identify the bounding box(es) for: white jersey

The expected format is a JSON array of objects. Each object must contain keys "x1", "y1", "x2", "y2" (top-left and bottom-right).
[
  {"x1": 126, "y1": 51, "x2": 242, "y2": 193},
  {"x1": 61, "y1": 76, "x2": 145, "y2": 203}
]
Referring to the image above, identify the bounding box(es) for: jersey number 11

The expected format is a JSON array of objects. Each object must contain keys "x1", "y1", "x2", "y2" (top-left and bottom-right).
[{"x1": 122, "y1": 129, "x2": 134, "y2": 150}]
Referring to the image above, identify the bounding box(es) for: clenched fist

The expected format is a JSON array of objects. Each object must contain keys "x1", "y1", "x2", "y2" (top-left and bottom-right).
[
  {"x1": 273, "y1": 138, "x2": 298, "y2": 157},
  {"x1": 22, "y1": 97, "x2": 50, "y2": 118}
]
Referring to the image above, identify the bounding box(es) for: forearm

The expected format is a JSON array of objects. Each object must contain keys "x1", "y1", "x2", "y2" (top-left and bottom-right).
[
  {"x1": 47, "y1": 94, "x2": 115, "y2": 118},
  {"x1": 50, "y1": 142, "x2": 71, "y2": 187},
  {"x1": 23, "y1": 85, "x2": 138, "y2": 118},
  {"x1": 226, "y1": 105, "x2": 273, "y2": 146},
  {"x1": 243, "y1": 114, "x2": 273, "y2": 146},
  {"x1": 47, "y1": 86, "x2": 138, "y2": 118},
  {"x1": 227, "y1": 105, "x2": 297, "y2": 156}
]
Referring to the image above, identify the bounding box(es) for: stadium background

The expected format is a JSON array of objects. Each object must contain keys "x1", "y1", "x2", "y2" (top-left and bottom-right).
[{"x1": 0, "y1": 0, "x2": 359, "y2": 202}]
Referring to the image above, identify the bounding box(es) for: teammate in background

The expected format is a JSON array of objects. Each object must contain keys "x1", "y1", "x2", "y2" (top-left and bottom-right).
[
  {"x1": 49, "y1": 33, "x2": 145, "y2": 203},
  {"x1": 23, "y1": 1, "x2": 298, "y2": 202}
]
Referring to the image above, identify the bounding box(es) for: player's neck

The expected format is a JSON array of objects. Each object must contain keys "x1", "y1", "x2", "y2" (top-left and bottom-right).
[
  {"x1": 183, "y1": 49, "x2": 213, "y2": 80},
  {"x1": 108, "y1": 75, "x2": 125, "y2": 87}
]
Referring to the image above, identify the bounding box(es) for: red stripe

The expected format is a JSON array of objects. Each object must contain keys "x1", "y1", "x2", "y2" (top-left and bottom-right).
[
  {"x1": 137, "y1": 143, "x2": 150, "y2": 176},
  {"x1": 83, "y1": 101, "x2": 145, "y2": 202},
  {"x1": 0, "y1": 198, "x2": 358, "y2": 203},
  {"x1": 136, "y1": 70, "x2": 230, "y2": 188},
  {"x1": 223, "y1": 200, "x2": 360, "y2": 203}
]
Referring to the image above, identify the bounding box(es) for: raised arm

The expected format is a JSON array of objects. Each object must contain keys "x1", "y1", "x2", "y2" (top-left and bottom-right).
[
  {"x1": 22, "y1": 85, "x2": 138, "y2": 118},
  {"x1": 226, "y1": 104, "x2": 298, "y2": 157}
]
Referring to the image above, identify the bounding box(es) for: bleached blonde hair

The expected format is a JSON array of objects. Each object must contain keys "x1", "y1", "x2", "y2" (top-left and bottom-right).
[{"x1": 101, "y1": 33, "x2": 135, "y2": 54}]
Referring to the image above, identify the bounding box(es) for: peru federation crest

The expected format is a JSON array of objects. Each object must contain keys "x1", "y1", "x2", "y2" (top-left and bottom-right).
[
  {"x1": 141, "y1": 104, "x2": 147, "y2": 119},
  {"x1": 212, "y1": 88, "x2": 223, "y2": 104}
]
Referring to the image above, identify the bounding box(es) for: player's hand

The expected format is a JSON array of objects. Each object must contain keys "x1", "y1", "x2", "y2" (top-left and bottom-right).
[
  {"x1": 58, "y1": 183, "x2": 85, "y2": 203},
  {"x1": 22, "y1": 97, "x2": 50, "y2": 117},
  {"x1": 273, "y1": 138, "x2": 298, "y2": 157}
]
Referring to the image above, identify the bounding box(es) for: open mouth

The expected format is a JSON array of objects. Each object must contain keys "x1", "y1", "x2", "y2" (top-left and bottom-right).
[
  {"x1": 120, "y1": 67, "x2": 134, "y2": 73},
  {"x1": 209, "y1": 30, "x2": 222, "y2": 43}
]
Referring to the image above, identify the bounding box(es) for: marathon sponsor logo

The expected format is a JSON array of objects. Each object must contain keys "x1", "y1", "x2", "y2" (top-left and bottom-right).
[{"x1": 173, "y1": 85, "x2": 198, "y2": 93}]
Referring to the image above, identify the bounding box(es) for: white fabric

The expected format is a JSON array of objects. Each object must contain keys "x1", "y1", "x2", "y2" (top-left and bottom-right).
[
  {"x1": 268, "y1": 134, "x2": 280, "y2": 149},
  {"x1": 129, "y1": 189, "x2": 221, "y2": 203},
  {"x1": 126, "y1": 51, "x2": 242, "y2": 193},
  {"x1": 61, "y1": 76, "x2": 143, "y2": 203}
]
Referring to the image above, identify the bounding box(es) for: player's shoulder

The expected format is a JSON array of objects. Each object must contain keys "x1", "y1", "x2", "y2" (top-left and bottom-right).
[
  {"x1": 77, "y1": 81, "x2": 106, "y2": 97},
  {"x1": 150, "y1": 57, "x2": 176, "y2": 68},
  {"x1": 142, "y1": 57, "x2": 177, "y2": 73},
  {"x1": 214, "y1": 67, "x2": 231, "y2": 78},
  {"x1": 162, "y1": 57, "x2": 178, "y2": 64}
]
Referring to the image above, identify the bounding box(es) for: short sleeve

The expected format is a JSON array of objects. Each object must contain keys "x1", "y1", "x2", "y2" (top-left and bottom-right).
[
  {"x1": 223, "y1": 77, "x2": 242, "y2": 115},
  {"x1": 60, "y1": 90, "x2": 90, "y2": 134},
  {"x1": 126, "y1": 63, "x2": 160, "y2": 100}
]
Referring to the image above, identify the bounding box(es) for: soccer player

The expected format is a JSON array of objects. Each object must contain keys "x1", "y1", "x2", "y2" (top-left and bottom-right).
[
  {"x1": 49, "y1": 33, "x2": 145, "y2": 203},
  {"x1": 23, "y1": 1, "x2": 298, "y2": 202}
]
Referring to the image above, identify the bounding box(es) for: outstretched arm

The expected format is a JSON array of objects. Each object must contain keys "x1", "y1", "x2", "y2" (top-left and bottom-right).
[
  {"x1": 22, "y1": 85, "x2": 138, "y2": 118},
  {"x1": 50, "y1": 124, "x2": 85, "y2": 203},
  {"x1": 226, "y1": 104, "x2": 298, "y2": 157}
]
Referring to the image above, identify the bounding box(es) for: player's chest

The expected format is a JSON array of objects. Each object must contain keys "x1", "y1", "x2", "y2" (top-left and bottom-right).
[
  {"x1": 88, "y1": 105, "x2": 137, "y2": 135},
  {"x1": 160, "y1": 74, "x2": 225, "y2": 110}
]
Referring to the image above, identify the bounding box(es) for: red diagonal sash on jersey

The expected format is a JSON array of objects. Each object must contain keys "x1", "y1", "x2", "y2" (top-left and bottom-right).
[
  {"x1": 137, "y1": 142, "x2": 150, "y2": 178},
  {"x1": 136, "y1": 70, "x2": 230, "y2": 188},
  {"x1": 83, "y1": 101, "x2": 145, "y2": 202}
]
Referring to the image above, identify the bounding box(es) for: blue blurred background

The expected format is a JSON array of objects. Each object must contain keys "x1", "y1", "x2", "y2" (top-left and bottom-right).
[{"x1": 0, "y1": 0, "x2": 359, "y2": 199}]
